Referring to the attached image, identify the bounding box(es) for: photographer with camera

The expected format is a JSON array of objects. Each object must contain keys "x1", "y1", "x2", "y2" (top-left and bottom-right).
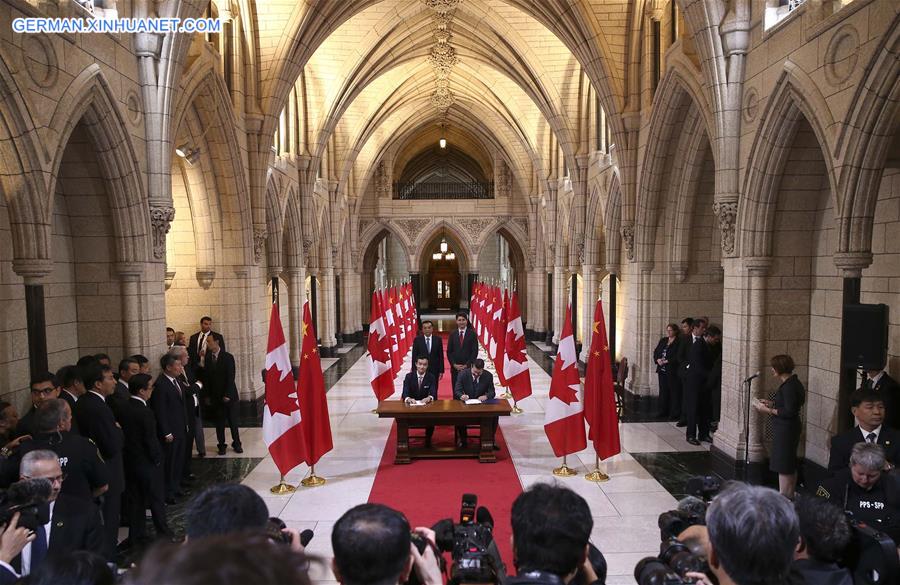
[
  {"x1": 679, "y1": 482, "x2": 800, "y2": 585},
  {"x1": 332, "y1": 503, "x2": 442, "y2": 585},
  {"x1": 815, "y1": 442, "x2": 900, "y2": 542},
  {"x1": 792, "y1": 495, "x2": 853, "y2": 585},
  {"x1": 506, "y1": 483, "x2": 602, "y2": 585}
]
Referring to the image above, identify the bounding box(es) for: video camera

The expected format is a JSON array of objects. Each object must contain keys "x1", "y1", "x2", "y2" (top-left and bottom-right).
[
  {"x1": 0, "y1": 478, "x2": 52, "y2": 532},
  {"x1": 636, "y1": 477, "x2": 722, "y2": 585},
  {"x1": 265, "y1": 516, "x2": 314, "y2": 548},
  {"x1": 432, "y1": 494, "x2": 498, "y2": 585},
  {"x1": 843, "y1": 517, "x2": 900, "y2": 584}
]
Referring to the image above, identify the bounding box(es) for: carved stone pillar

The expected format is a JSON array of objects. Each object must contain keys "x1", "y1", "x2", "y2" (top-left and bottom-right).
[
  {"x1": 580, "y1": 264, "x2": 599, "y2": 363},
  {"x1": 319, "y1": 266, "x2": 337, "y2": 356},
  {"x1": 551, "y1": 265, "x2": 566, "y2": 346},
  {"x1": 286, "y1": 267, "x2": 305, "y2": 367},
  {"x1": 116, "y1": 264, "x2": 143, "y2": 357},
  {"x1": 632, "y1": 261, "x2": 655, "y2": 395}
]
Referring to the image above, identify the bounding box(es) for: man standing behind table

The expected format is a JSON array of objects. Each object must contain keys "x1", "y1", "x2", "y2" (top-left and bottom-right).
[
  {"x1": 402, "y1": 357, "x2": 437, "y2": 448},
  {"x1": 199, "y1": 335, "x2": 242, "y2": 456},
  {"x1": 411, "y1": 320, "x2": 444, "y2": 382},
  {"x1": 446, "y1": 312, "x2": 478, "y2": 392},
  {"x1": 453, "y1": 359, "x2": 495, "y2": 449}
]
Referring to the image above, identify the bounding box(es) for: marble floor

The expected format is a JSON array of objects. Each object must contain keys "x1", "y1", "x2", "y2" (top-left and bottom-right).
[{"x1": 234, "y1": 341, "x2": 715, "y2": 585}]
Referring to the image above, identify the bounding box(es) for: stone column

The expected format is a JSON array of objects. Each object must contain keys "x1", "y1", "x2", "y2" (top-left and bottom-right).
[
  {"x1": 320, "y1": 266, "x2": 337, "y2": 356},
  {"x1": 527, "y1": 268, "x2": 544, "y2": 338},
  {"x1": 551, "y1": 265, "x2": 566, "y2": 345},
  {"x1": 285, "y1": 267, "x2": 305, "y2": 367},
  {"x1": 632, "y1": 261, "x2": 656, "y2": 395},
  {"x1": 14, "y1": 261, "x2": 53, "y2": 379},
  {"x1": 580, "y1": 264, "x2": 599, "y2": 363},
  {"x1": 713, "y1": 257, "x2": 772, "y2": 471},
  {"x1": 349, "y1": 270, "x2": 364, "y2": 341},
  {"x1": 116, "y1": 264, "x2": 144, "y2": 357},
  {"x1": 334, "y1": 271, "x2": 343, "y2": 347}
]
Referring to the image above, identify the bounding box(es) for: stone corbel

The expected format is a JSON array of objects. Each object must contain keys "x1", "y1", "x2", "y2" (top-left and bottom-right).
[
  {"x1": 150, "y1": 205, "x2": 175, "y2": 260},
  {"x1": 196, "y1": 270, "x2": 215, "y2": 290},
  {"x1": 164, "y1": 270, "x2": 176, "y2": 290},
  {"x1": 671, "y1": 262, "x2": 689, "y2": 283},
  {"x1": 833, "y1": 251, "x2": 873, "y2": 279},
  {"x1": 621, "y1": 224, "x2": 635, "y2": 261},
  {"x1": 713, "y1": 201, "x2": 738, "y2": 257}
]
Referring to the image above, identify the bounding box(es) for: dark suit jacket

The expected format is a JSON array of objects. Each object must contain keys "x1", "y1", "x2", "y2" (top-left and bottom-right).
[
  {"x1": 867, "y1": 373, "x2": 900, "y2": 428},
  {"x1": 828, "y1": 425, "x2": 900, "y2": 472},
  {"x1": 73, "y1": 392, "x2": 124, "y2": 493},
  {"x1": 402, "y1": 372, "x2": 438, "y2": 401},
  {"x1": 453, "y1": 369, "x2": 495, "y2": 401},
  {"x1": 200, "y1": 350, "x2": 238, "y2": 407},
  {"x1": 188, "y1": 330, "x2": 226, "y2": 371},
  {"x1": 59, "y1": 391, "x2": 80, "y2": 435},
  {"x1": 13, "y1": 406, "x2": 36, "y2": 439},
  {"x1": 685, "y1": 336, "x2": 712, "y2": 390},
  {"x1": 675, "y1": 333, "x2": 692, "y2": 380},
  {"x1": 411, "y1": 335, "x2": 445, "y2": 378},
  {"x1": 447, "y1": 328, "x2": 478, "y2": 367},
  {"x1": 150, "y1": 375, "x2": 188, "y2": 441},
  {"x1": 106, "y1": 380, "x2": 130, "y2": 421},
  {"x1": 119, "y1": 397, "x2": 163, "y2": 468},
  {"x1": 10, "y1": 495, "x2": 105, "y2": 573}
]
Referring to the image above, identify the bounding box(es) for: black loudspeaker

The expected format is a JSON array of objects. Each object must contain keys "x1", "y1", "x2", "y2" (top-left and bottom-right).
[{"x1": 842, "y1": 303, "x2": 889, "y2": 370}]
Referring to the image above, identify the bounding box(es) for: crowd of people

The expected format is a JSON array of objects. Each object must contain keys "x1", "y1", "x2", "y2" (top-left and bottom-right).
[
  {"x1": 652, "y1": 317, "x2": 722, "y2": 445},
  {"x1": 0, "y1": 316, "x2": 245, "y2": 580}
]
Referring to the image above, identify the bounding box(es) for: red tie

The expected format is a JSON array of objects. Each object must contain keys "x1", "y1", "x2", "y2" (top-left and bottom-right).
[{"x1": 459, "y1": 331, "x2": 464, "y2": 344}]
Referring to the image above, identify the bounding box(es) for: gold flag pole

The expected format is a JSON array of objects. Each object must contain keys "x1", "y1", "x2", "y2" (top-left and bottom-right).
[
  {"x1": 270, "y1": 474, "x2": 296, "y2": 494},
  {"x1": 511, "y1": 398, "x2": 523, "y2": 414},
  {"x1": 552, "y1": 455, "x2": 577, "y2": 477},
  {"x1": 301, "y1": 465, "x2": 326, "y2": 487},
  {"x1": 584, "y1": 453, "x2": 609, "y2": 482}
]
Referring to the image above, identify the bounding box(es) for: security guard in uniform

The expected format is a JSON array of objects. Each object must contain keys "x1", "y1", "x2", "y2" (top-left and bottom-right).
[
  {"x1": 815, "y1": 442, "x2": 900, "y2": 542},
  {"x1": 1, "y1": 398, "x2": 109, "y2": 502}
]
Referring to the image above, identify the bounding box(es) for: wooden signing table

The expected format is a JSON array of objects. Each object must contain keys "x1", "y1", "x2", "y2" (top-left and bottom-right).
[{"x1": 377, "y1": 399, "x2": 512, "y2": 464}]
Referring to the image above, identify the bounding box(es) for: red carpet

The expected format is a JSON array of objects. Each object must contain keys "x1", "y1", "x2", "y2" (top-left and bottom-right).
[{"x1": 368, "y1": 332, "x2": 521, "y2": 569}]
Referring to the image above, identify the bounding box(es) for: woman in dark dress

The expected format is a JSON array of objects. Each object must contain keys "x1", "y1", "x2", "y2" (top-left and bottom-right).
[
  {"x1": 653, "y1": 324, "x2": 680, "y2": 419},
  {"x1": 754, "y1": 354, "x2": 805, "y2": 498}
]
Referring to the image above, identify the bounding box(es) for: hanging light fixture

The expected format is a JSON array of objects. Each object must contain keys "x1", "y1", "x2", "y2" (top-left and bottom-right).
[
  {"x1": 439, "y1": 137, "x2": 447, "y2": 149},
  {"x1": 432, "y1": 252, "x2": 442, "y2": 260},
  {"x1": 446, "y1": 251, "x2": 455, "y2": 261},
  {"x1": 440, "y1": 237, "x2": 448, "y2": 253}
]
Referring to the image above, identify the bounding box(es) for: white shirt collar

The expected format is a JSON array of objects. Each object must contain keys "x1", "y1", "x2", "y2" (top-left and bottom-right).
[
  {"x1": 165, "y1": 373, "x2": 178, "y2": 385},
  {"x1": 88, "y1": 390, "x2": 105, "y2": 401},
  {"x1": 21, "y1": 500, "x2": 54, "y2": 576},
  {"x1": 870, "y1": 371, "x2": 886, "y2": 385},
  {"x1": 860, "y1": 425, "x2": 882, "y2": 441},
  {"x1": 62, "y1": 389, "x2": 78, "y2": 403},
  {"x1": 130, "y1": 396, "x2": 147, "y2": 406}
]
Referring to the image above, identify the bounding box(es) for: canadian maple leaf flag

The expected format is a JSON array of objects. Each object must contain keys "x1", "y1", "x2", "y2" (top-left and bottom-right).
[
  {"x1": 263, "y1": 304, "x2": 308, "y2": 475},
  {"x1": 503, "y1": 291, "x2": 532, "y2": 401},
  {"x1": 368, "y1": 291, "x2": 394, "y2": 400},
  {"x1": 544, "y1": 303, "x2": 587, "y2": 457}
]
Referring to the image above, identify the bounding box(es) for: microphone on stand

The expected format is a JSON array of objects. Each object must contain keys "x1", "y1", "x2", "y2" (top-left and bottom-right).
[{"x1": 743, "y1": 371, "x2": 760, "y2": 383}]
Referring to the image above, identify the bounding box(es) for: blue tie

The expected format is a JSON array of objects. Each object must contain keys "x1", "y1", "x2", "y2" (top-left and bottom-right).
[{"x1": 31, "y1": 523, "x2": 48, "y2": 572}]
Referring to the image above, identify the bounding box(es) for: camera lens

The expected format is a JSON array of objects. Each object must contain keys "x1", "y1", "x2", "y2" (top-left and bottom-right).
[{"x1": 634, "y1": 556, "x2": 682, "y2": 585}]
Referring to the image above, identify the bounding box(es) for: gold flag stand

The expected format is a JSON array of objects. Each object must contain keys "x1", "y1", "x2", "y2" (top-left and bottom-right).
[
  {"x1": 552, "y1": 455, "x2": 577, "y2": 477},
  {"x1": 301, "y1": 465, "x2": 326, "y2": 487},
  {"x1": 270, "y1": 474, "x2": 296, "y2": 494},
  {"x1": 584, "y1": 453, "x2": 609, "y2": 482},
  {"x1": 511, "y1": 399, "x2": 523, "y2": 414}
]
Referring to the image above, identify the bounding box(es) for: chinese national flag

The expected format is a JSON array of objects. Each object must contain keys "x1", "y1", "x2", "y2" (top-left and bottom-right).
[
  {"x1": 297, "y1": 301, "x2": 333, "y2": 466},
  {"x1": 583, "y1": 299, "x2": 621, "y2": 459},
  {"x1": 543, "y1": 303, "x2": 587, "y2": 457},
  {"x1": 262, "y1": 304, "x2": 308, "y2": 475}
]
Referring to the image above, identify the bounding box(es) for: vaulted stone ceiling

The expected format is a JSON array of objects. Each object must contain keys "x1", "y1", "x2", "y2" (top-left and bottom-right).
[{"x1": 253, "y1": 0, "x2": 637, "y2": 205}]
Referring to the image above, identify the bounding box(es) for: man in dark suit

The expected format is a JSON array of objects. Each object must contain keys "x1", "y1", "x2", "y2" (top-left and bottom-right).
[
  {"x1": 120, "y1": 374, "x2": 173, "y2": 544},
  {"x1": 15, "y1": 373, "x2": 61, "y2": 439},
  {"x1": 171, "y1": 346, "x2": 206, "y2": 478},
  {"x1": 188, "y1": 316, "x2": 226, "y2": 375},
  {"x1": 151, "y1": 353, "x2": 189, "y2": 503},
  {"x1": 109, "y1": 357, "x2": 139, "y2": 420},
  {"x1": 453, "y1": 359, "x2": 496, "y2": 448},
  {"x1": 446, "y1": 312, "x2": 478, "y2": 392},
  {"x1": 402, "y1": 357, "x2": 438, "y2": 447},
  {"x1": 13, "y1": 450, "x2": 104, "y2": 576},
  {"x1": 72, "y1": 362, "x2": 123, "y2": 560},
  {"x1": 7, "y1": 399, "x2": 109, "y2": 503},
  {"x1": 411, "y1": 320, "x2": 445, "y2": 381},
  {"x1": 863, "y1": 368, "x2": 900, "y2": 428},
  {"x1": 683, "y1": 320, "x2": 712, "y2": 445},
  {"x1": 199, "y1": 335, "x2": 242, "y2": 455},
  {"x1": 674, "y1": 317, "x2": 694, "y2": 427},
  {"x1": 828, "y1": 388, "x2": 900, "y2": 472},
  {"x1": 54, "y1": 365, "x2": 82, "y2": 435}
]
